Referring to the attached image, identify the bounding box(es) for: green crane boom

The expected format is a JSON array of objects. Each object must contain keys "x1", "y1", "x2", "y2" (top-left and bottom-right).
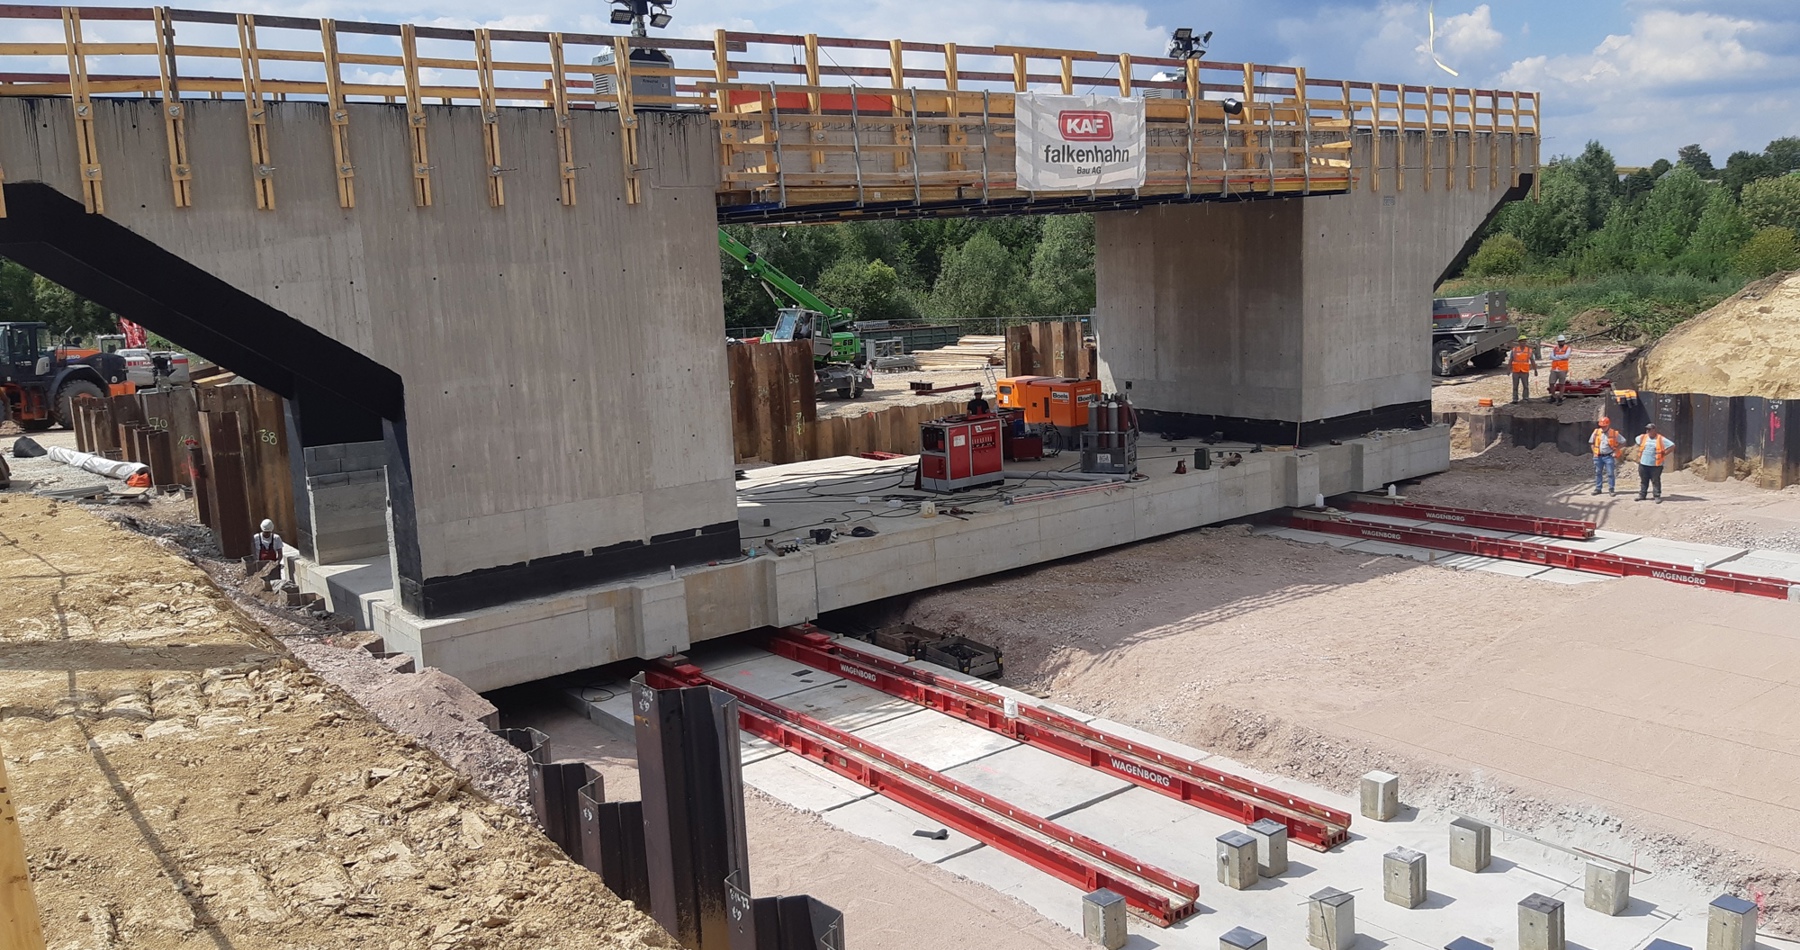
[{"x1": 718, "y1": 228, "x2": 864, "y2": 367}]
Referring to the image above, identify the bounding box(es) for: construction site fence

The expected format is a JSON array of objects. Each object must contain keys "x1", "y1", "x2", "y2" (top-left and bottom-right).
[
  {"x1": 1454, "y1": 391, "x2": 1800, "y2": 490},
  {"x1": 0, "y1": 5, "x2": 1540, "y2": 216}
]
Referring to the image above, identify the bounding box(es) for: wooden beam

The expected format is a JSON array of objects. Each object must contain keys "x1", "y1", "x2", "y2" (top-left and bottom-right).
[
  {"x1": 320, "y1": 18, "x2": 355, "y2": 209},
  {"x1": 890, "y1": 39, "x2": 909, "y2": 172},
  {"x1": 804, "y1": 34, "x2": 823, "y2": 171},
  {"x1": 236, "y1": 14, "x2": 273, "y2": 210},
  {"x1": 474, "y1": 28, "x2": 502, "y2": 207},
  {"x1": 1465, "y1": 86, "x2": 1476, "y2": 191},
  {"x1": 944, "y1": 43, "x2": 964, "y2": 171},
  {"x1": 0, "y1": 741, "x2": 47, "y2": 950},
  {"x1": 1117, "y1": 53, "x2": 1131, "y2": 98},
  {"x1": 548, "y1": 32, "x2": 576, "y2": 205},
  {"x1": 1059, "y1": 55, "x2": 1072, "y2": 94},
  {"x1": 400, "y1": 24, "x2": 432, "y2": 207},
  {"x1": 612, "y1": 36, "x2": 642, "y2": 204},
  {"x1": 63, "y1": 8, "x2": 104, "y2": 213},
  {"x1": 152, "y1": 7, "x2": 191, "y2": 208}
]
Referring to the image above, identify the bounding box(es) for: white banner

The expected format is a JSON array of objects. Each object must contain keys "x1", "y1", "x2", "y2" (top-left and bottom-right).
[{"x1": 1013, "y1": 93, "x2": 1147, "y2": 192}]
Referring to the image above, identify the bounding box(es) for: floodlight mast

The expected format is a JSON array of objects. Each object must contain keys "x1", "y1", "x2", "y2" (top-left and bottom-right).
[
  {"x1": 1167, "y1": 27, "x2": 1212, "y2": 60},
  {"x1": 608, "y1": 0, "x2": 673, "y2": 37}
]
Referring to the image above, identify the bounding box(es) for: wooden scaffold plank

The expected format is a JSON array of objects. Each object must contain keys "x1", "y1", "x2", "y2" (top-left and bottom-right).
[
  {"x1": 236, "y1": 14, "x2": 274, "y2": 210},
  {"x1": 321, "y1": 18, "x2": 355, "y2": 208},
  {"x1": 549, "y1": 32, "x2": 577, "y2": 205},
  {"x1": 400, "y1": 23, "x2": 433, "y2": 207},
  {"x1": 152, "y1": 7, "x2": 192, "y2": 208},
  {"x1": 611, "y1": 36, "x2": 642, "y2": 204},
  {"x1": 63, "y1": 8, "x2": 105, "y2": 213}
]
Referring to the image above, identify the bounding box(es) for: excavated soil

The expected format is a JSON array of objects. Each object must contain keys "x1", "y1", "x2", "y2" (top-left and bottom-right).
[
  {"x1": 1629, "y1": 271, "x2": 1800, "y2": 398},
  {"x1": 0, "y1": 493, "x2": 674, "y2": 950}
]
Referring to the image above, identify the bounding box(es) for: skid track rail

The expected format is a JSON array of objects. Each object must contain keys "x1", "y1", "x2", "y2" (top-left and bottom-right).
[
  {"x1": 1340, "y1": 495, "x2": 1596, "y2": 540},
  {"x1": 644, "y1": 660, "x2": 1201, "y2": 926},
  {"x1": 1287, "y1": 509, "x2": 1798, "y2": 601},
  {"x1": 762, "y1": 626, "x2": 1352, "y2": 851}
]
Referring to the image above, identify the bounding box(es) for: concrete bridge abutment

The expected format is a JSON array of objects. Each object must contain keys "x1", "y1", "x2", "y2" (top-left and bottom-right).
[{"x1": 1095, "y1": 130, "x2": 1530, "y2": 444}]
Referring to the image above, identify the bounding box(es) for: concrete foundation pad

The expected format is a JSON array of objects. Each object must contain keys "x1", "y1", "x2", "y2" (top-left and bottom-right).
[
  {"x1": 741, "y1": 753, "x2": 877, "y2": 813},
  {"x1": 1727, "y1": 550, "x2": 1800, "y2": 582},
  {"x1": 699, "y1": 652, "x2": 843, "y2": 702},
  {"x1": 1347, "y1": 539, "x2": 1446, "y2": 562},
  {"x1": 849, "y1": 708, "x2": 1019, "y2": 772},
  {"x1": 762, "y1": 679, "x2": 926, "y2": 732},
  {"x1": 944, "y1": 744, "x2": 1133, "y2": 818},
  {"x1": 819, "y1": 794, "x2": 983, "y2": 864},
  {"x1": 1253, "y1": 525, "x2": 1365, "y2": 548},
  {"x1": 938, "y1": 845, "x2": 1086, "y2": 932},
  {"x1": 1533, "y1": 568, "x2": 1616, "y2": 585},
  {"x1": 1606, "y1": 537, "x2": 1749, "y2": 568},
  {"x1": 1470, "y1": 560, "x2": 1552, "y2": 578}
]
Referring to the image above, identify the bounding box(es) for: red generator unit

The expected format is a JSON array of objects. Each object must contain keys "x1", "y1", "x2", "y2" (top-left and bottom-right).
[{"x1": 918, "y1": 415, "x2": 1004, "y2": 492}]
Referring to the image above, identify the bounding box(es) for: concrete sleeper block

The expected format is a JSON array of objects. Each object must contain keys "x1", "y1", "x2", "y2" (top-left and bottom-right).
[
  {"x1": 1707, "y1": 895, "x2": 1756, "y2": 950},
  {"x1": 1082, "y1": 888, "x2": 1127, "y2": 950},
  {"x1": 1247, "y1": 817, "x2": 1289, "y2": 877},
  {"x1": 1585, "y1": 861, "x2": 1630, "y2": 915},
  {"x1": 1518, "y1": 893, "x2": 1565, "y2": 950},
  {"x1": 1384, "y1": 847, "x2": 1427, "y2": 908},
  {"x1": 1308, "y1": 887, "x2": 1355, "y2": 950},
  {"x1": 1361, "y1": 770, "x2": 1399, "y2": 821},
  {"x1": 1218, "y1": 830, "x2": 1258, "y2": 890},
  {"x1": 1222, "y1": 927, "x2": 1268, "y2": 950},
  {"x1": 1449, "y1": 817, "x2": 1491, "y2": 872}
]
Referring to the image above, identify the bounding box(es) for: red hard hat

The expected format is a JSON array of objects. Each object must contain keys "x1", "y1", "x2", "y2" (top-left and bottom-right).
[{"x1": 1598, "y1": 416, "x2": 1611, "y2": 426}]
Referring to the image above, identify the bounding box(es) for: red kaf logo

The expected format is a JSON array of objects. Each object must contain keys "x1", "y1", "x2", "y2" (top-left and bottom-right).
[{"x1": 1059, "y1": 110, "x2": 1113, "y2": 142}]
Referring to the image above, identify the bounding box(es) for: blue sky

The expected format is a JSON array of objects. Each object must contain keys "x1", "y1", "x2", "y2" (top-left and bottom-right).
[{"x1": 56, "y1": 0, "x2": 1800, "y2": 164}]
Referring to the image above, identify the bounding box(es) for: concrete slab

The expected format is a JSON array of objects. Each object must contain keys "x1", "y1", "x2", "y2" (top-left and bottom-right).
[
  {"x1": 850, "y1": 708, "x2": 1019, "y2": 772},
  {"x1": 819, "y1": 794, "x2": 982, "y2": 864},
  {"x1": 1346, "y1": 539, "x2": 1442, "y2": 562},
  {"x1": 701, "y1": 652, "x2": 843, "y2": 702},
  {"x1": 935, "y1": 845, "x2": 1092, "y2": 935},
  {"x1": 1252, "y1": 525, "x2": 1364, "y2": 548},
  {"x1": 769, "y1": 679, "x2": 925, "y2": 732},
  {"x1": 945, "y1": 744, "x2": 1134, "y2": 819},
  {"x1": 1606, "y1": 537, "x2": 1748, "y2": 568},
  {"x1": 1728, "y1": 550, "x2": 1800, "y2": 583},
  {"x1": 1471, "y1": 560, "x2": 1551, "y2": 579},
  {"x1": 1533, "y1": 568, "x2": 1616, "y2": 585},
  {"x1": 741, "y1": 753, "x2": 876, "y2": 813}
]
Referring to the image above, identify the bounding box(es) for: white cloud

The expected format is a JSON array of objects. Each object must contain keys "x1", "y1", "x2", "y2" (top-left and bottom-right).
[
  {"x1": 1428, "y1": 4, "x2": 1502, "y2": 59},
  {"x1": 1500, "y1": 10, "x2": 1776, "y2": 90},
  {"x1": 1274, "y1": 3, "x2": 1505, "y2": 83}
]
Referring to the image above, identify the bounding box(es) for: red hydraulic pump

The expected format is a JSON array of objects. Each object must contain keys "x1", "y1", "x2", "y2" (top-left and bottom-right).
[{"x1": 917, "y1": 414, "x2": 1004, "y2": 492}]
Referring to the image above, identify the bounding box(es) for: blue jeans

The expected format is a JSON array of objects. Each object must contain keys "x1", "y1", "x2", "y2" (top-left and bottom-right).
[{"x1": 1594, "y1": 454, "x2": 1616, "y2": 493}]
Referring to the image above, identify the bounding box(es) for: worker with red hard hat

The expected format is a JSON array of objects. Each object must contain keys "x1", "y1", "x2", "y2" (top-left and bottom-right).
[
  {"x1": 1508, "y1": 339, "x2": 1537, "y2": 404},
  {"x1": 1590, "y1": 415, "x2": 1623, "y2": 495}
]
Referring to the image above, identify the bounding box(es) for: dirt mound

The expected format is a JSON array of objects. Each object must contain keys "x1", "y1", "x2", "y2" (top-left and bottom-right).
[
  {"x1": 1564, "y1": 307, "x2": 1618, "y2": 342},
  {"x1": 1633, "y1": 271, "x2": 1800, "y2": 398}
]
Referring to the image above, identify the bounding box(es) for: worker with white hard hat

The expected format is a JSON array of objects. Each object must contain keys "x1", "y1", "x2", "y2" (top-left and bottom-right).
[
  {"x1": 253, "y1": 518, "x2": 284, "y2": 572},
  {"x1": 1547, "y1": 334, "x2": 1573, "y2": 404}
]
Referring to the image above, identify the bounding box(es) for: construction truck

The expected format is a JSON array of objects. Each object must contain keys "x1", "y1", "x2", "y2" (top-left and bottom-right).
[
  {"x1": 1, "y1": 322, "x2": 132, "y2": 430},
  {"x1": 1431, "y1": 290, "x2": 1517, "y2": 377},
  {"x1": 718, "y1": 228, "x2": 870, "y2": 399}
]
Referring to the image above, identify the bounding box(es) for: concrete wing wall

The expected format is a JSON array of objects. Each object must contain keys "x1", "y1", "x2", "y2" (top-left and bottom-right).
[{"x1": 0, "y1": 98, "x2": 738, "y2": 607}]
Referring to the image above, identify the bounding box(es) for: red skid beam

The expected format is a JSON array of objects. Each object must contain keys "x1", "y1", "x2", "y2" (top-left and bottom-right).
[
  {"x1": 644, "y1": 661, "x2": 1200, "y2": 926},
  {"x1": 764, "y1": 627, "x2": 1352, "y2": 851},
  {"x1": 1288, "y1": 510, "x2": 1798, "y2": 601},
  {"x1": 1342, "y1": 495, "x2": 1596, "y2": 540}
]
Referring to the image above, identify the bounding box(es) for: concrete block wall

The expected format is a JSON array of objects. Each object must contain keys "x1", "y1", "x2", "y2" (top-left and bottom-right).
[
  {"x1": 307, "y1": 469, "x2": 390, "y2": 564},
  {"x1": 303, "y1": 441, "x2": 386, "y2": 478}
]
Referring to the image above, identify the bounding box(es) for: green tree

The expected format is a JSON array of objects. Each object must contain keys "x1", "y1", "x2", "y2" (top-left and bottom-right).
[
  {"x1": 1734, "y1": 226, "x2": 1800, "y2": 279},
  {"x1": 1620, "y1": 167, "x2": 1658, "y2": 202},
  {"x1": 1465, "y1": 233, "x2": 1528, "y2": 276},
  {"x1": 1766, "y1": 136, "x2": 1800, "y2": 174},
  {"x1": 1026, "y1": 214, "x2": 1096, "y2": 315},
  {"x1": 1498, "y1": 162, "x2": 1589, "y2": 259},
  {"x1": 1721, "y1": 150, "x2": 1779, "y2": 199},
  {"x1": 0, "y1": 259, "x2": 44, "y2": 323},
  {"x1": 1741, "y1": 175, "x2": 1800, "y2": 233},
  {"x1": 1674, "y1": 189, "x2": 1753, "y2": 279},
  {"x1": 1569, "y1": 141, "x2": 1620, "y2": 229},
  {"x1": 1677, "y1": 144, "x2": 1715, "y2": 177},
  {"x1": 1576, "y1": 200, "x2": 1641, "y2": 275},
  {"x1": 812, "y1": 258, "x2": 916, "y2": 322},
  {"x1": 1633, "y1": 166, "x2": 1712, "y2": 261},
  {"x1": 32, "y1": 276, "x2": 115, "y2": 341},
  {"x1": 930, "y1": 231, "x2": 1026, "y2": 321}
]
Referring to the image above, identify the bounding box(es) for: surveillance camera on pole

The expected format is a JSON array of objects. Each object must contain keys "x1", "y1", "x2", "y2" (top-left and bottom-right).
[{"x1": 608, "y1": 0, "x2": 674, "y2": 37}]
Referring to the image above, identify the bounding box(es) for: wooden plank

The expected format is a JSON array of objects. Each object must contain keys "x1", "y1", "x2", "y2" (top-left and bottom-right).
[
  {"x1": 62, "y1": 8, "x2": 104, "y2": 214},
  {"x1": 152, "y1": 7, "x2": 192, "y2": 208},
  {"x1": 237, "y1": 14, "x2": 275, "y2": 210},
  {"x1": 320, "y1": 18, "x2": 356, "y2": 208},
  {"x1": 401, "y1": 23, "x2": 433, "y2": 207},
  {"x1": 0, "y1": 740, "x2": 47, "y2": 950}
]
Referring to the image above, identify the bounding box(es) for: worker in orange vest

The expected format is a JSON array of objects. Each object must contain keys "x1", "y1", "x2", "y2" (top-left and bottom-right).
[
  {"x1": 1590, "y1": 415, "x2": 1623, "y2": 495},
  {"x1": 1632, "y1": 423, "x2": 1676, "y2": 503},
  {"x1": 1547, "y1": 335, "x2": 1572, "y2": 404},
  {"x1": 1508, "y1": 339, "x2": 1537, "y2": 404}
]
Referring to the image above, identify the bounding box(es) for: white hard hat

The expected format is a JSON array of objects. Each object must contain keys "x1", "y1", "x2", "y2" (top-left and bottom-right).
[
  {"x1": 1557, "y1": 334, "x2": 1568, "y2": 342},
  {"x1": 261, "y1": 519, "x2": 275, "y2": 532}
]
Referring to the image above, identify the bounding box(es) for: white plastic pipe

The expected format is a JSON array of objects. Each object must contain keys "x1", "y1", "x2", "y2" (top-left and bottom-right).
[{"x1": 45, "y1": 445, "x2": 148, "y2": 480}]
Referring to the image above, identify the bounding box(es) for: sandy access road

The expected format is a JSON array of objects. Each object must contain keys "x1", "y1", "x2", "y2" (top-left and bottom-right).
[{"x1": 0, "y1": 493, "x2": 673, "y2": 950}]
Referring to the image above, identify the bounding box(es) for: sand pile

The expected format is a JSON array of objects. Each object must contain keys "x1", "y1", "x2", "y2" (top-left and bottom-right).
[{"x1": 1635, "y1": 271, "x2": 1800, "y2": 398}]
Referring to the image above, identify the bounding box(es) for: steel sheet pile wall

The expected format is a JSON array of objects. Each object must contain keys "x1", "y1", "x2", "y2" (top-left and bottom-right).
[
  {"x1": 1451, "y1": 392, "x2": 1800, "y2": 490},
  {"x1": 494, "y1": 684, "x2": 843, "y2": 950},
  {"x1": 1005, "y1": 320, "x2": 1094, "y2": 380},
  {"x1": 70, "y1": 388, "x2": 201, "y2": 489},
  {"x1": 728, "y1": 341, "x2": 818, "y2": 465}
]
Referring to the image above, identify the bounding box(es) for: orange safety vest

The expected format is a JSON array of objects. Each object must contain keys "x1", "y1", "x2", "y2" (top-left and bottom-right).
[
  {"x1": 1636, "y1": 434, "x2": 1671, "y2": 466},
  {"x1": 1510, "y1": 346, "x2": 1533, "y2": 373},
  {"x1": 1551, "y1": 344, "x2": 1571, "y2": 372},
  {"x1": 1590, "y1": 428, "x2": 1621, "y2": 457}
]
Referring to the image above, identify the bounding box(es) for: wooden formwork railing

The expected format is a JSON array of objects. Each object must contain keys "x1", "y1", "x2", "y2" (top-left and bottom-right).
[{"x1": 0, "y1": 5, "x2": 1541, "y2": 219}]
